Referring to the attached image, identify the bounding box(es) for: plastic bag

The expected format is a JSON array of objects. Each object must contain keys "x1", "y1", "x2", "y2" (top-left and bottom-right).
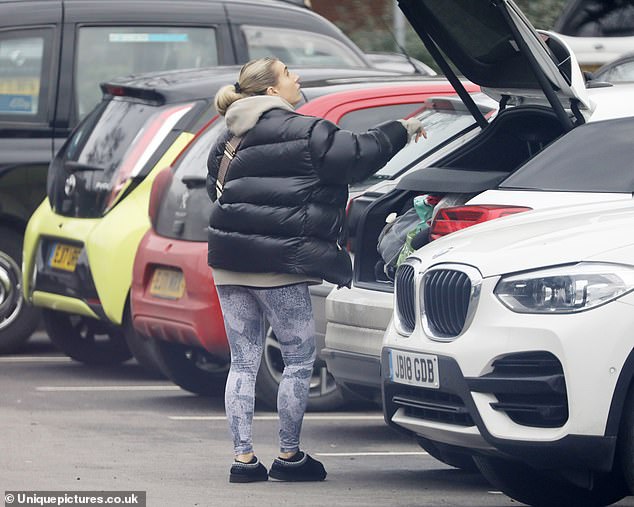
[
  {"x1": 377, "y1": 195, "x2": 438, "y2": 280},
  {"x1": 395, "y1": 195, "x2": 437, "y2": 266},
  {"x1": 377, "y1": 207, "x2": 420, "y2": 273}
]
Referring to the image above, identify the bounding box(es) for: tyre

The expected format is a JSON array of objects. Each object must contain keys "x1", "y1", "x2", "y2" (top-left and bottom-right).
[
  {"x1": 122, "y1": 305, "x2": 165, "y2": 377},
  {"x1": 416, "y1": 437, "x2": 478, "y2": 472},
  {"x1": 474, "y1": 455, "x2": 628, "y2": 507},
  {"x1": 255, "y1": 325, "x2": 346, "y2": 411},
  {"x1": 153, "y1": 340, "x2": 228, "y2": 396},
  {"x1": 0, "y1": 227, "x2": 41, "y2": 352},
  {"x1": 42, "y1": 309, "x2": 132, "y2": 364}
]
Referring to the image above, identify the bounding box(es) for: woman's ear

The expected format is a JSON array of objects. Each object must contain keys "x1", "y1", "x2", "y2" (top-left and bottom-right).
[{"x1": 266, "y1": 86, "x2": 278, "y2": 96}]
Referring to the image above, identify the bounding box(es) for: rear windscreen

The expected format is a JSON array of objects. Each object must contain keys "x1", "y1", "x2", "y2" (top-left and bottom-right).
[
  {"x1": 154, "y1": 120, "x2": 226, "y2": 241},
  {"x1": 48, "y1": 98, "x2": 196, "y2": 218},
  {"x1": 500, "y1": 117, "x2": 634, "y2": 192},
  {"x1": 347, "y1": 99, "x2": 493, "y2": 194},
  {"x1": 371, "y1": 107, "x2": 480, "y2": 180}
]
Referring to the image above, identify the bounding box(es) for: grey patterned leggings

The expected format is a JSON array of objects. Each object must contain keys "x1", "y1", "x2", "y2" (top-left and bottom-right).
[{"x1": 215, "y1": 283, "x2": 316, "y2": 456}]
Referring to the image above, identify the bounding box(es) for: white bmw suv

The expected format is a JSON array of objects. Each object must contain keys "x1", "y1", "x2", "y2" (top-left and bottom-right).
[
  {"x1": 323, "y1": 0, "x2": 634, "y2": 406},
  {"x1": 383, "y1": 195, "x2": 634, "y2": 506}
]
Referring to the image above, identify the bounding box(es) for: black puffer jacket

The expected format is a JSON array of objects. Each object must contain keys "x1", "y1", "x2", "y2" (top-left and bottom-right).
[{"x1": 207, "y1": 98, "x2": 406, "y2": 287}]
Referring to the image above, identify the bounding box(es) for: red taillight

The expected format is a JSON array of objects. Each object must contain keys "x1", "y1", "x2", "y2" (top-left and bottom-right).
[
  {"x1": 430, "y1": 205, "x2": 532, "y2": 241},
  {"x1": 344, "y1": 194, "x2": 362, "y2": 252},
  {"x1": 148, "y1": 167, "x2": 173, "y2": 228},
  {"x1": 103, "y1": 85, "x2": 126, "y2": 96},
  {"x1": 100, "y1": 83, "x2": 164, "y2": 103}
]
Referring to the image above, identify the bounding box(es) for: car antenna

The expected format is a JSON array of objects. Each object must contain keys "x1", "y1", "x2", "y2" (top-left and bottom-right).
[{"x1": 377, "y1": 16, "x2": 422, "y2": 74}]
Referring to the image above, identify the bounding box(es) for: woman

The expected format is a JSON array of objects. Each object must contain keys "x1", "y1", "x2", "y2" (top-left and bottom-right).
[{"x1": 207, "y1": 57, "x2": 425, "y2": 483}]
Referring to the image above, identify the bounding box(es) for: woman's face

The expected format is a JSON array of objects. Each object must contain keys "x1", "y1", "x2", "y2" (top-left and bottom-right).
[{"x1": 267, "y1": 60, "x2": 301, "y2": 106}]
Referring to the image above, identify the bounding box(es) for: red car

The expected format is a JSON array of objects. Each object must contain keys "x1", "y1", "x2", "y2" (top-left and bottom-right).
[{"x1": 130, "y1": 76, "x2": 480, "y2": 409}]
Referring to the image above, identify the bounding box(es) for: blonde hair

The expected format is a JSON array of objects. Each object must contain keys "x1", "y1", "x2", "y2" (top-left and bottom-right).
[{"x1": 214, "y1": 57, "x2": 280, "y2": 116}]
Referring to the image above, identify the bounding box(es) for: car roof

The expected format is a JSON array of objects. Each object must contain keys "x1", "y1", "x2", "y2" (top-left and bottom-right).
[
  {"x1": 0, "y1": 0, "x2": 304, "y2": 5},
  {"x1": 300, "y1": 75, "x2": 458, "y2": 101},
  {"x1": 100, "y1": 66, "x2": 404, "y2": 103},
  {"x1": 298, "y1": 80, "x2": 481, "y2": 115}
]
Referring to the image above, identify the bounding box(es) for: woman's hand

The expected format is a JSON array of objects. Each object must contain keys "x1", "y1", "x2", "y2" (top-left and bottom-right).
[{"x1": 398, "y1": 118, "x2": 427, "y2": 143}]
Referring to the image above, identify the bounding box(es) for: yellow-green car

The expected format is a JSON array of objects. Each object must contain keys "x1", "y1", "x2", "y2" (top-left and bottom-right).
[{"x1": 21, "y1": 68, "x2": 239, "y2": 365}]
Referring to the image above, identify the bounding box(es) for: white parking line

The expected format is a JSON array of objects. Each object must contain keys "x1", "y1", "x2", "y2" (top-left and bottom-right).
[
  {"x1": 169, "y1": 414, "x2": 384, "y2": 421},
  {"x1": 0, "y1": 356, "x2": 71, "y2": 363},
  {"x1": 315, "y1": 451, "x2": 428, "y2": 457},
  {"x1": 37, "y1": 385, "x2": 181, "y2": 391}
]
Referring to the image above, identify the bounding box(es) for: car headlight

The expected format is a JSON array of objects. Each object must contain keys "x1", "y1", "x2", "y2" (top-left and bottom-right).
[{"x1": 494, "y1": 262, "x2": 634, "y2": 314}]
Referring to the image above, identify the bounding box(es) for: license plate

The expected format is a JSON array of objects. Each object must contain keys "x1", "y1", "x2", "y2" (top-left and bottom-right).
[
  {"x1": 149, "y1": 268, "x2": 185, "y2": 300},
  {"x1": 48, "y1": 242, "x2": 81, "y2": 272},
  {"x1": 388, "y1": 349, "x2": 439, "y2": 389}
]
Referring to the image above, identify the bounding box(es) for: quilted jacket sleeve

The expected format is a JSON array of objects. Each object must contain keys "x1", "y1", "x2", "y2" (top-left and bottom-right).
[{"x1": 308, "y1": 118, "x2": 407, "y2": 185}]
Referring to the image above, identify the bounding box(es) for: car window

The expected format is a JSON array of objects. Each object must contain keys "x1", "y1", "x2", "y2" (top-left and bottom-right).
[
  {"x1": 155, "y1": 119, "x2": 226, "y2": 240},
  {"x1": 0, "y1": 28, "x2": 53, "y2": 122},
  {"x1": 338, "y1": 104, "x2": 423, "y2": 132},
  {"x1": 74, "y1": 26, "x2": 218, "y2": 119},
  {"x1": 596, "y1": 60, "x2": 634, "y2": 82},
  {"x1": 173, "y1": 119, "x2": 225, "y2": 180},
  {"x1": 560, "y1": 2, "x2": 634, "y2": 37},
  {"x1": 242, "y1": 25, "x2": 365, "y2": 67},
  {"x1": 51, "y1": 98, "x2": 196, "y2": 217},
  {"x1": 357, "y1": 106, "x2": 481, "y2": 188},
  {"x1": 172, "y1": 103, "x2": 480, "y2": 186},
  {"x1": 499, "y1": 118, "x2": 634, "y2": 192}
]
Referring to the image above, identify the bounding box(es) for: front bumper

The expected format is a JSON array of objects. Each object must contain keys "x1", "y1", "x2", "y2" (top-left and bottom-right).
[
  {"x1": 381, "y1": 277, "x2": 634, "y2": 472},
  {"x1": 382, "y1": 352, "x2": 616, "y2": 471}
]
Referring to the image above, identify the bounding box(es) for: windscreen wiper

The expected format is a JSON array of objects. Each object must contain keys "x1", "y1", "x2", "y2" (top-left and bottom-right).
[{"x1": 64, "y1": 161, "x2": 106, "y2": 172}]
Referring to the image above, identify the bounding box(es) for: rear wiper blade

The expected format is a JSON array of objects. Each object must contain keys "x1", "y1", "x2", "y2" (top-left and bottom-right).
[
  {"x1": 181, "y1": 174, "x2": 206, "y2": 189},
  {"x1": 64, "y1": 161, "x2": 106, "y2": 172}
]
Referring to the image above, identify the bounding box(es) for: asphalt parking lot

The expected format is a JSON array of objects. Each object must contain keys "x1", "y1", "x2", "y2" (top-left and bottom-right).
[{"x1": 3, "y1": 333, "x2": 634, "y2": 507}]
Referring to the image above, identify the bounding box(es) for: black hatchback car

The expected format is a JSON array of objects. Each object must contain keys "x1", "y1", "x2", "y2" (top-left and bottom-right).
[{"x1": 0, "y1": 0, "x2": 373, "y2": 352}]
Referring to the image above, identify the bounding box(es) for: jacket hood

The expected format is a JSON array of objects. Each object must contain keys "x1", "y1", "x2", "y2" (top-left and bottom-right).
[{"x1": 225, "y1": 95, "x2": 295, "y2": 136}]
